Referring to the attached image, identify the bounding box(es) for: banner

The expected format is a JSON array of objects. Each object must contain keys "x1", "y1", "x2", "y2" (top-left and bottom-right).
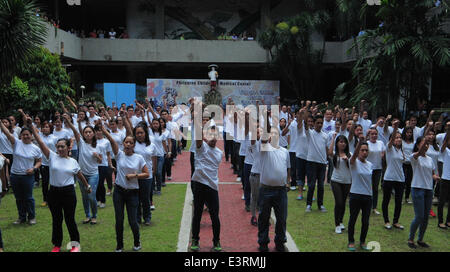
[{"x1": 146, "y1": 79, "x2": 279, "y2": 107}]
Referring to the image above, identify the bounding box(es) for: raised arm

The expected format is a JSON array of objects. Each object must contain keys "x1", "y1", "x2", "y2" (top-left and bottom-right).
[
  {"x1": 101, "y1": 123, "x2": 119, "y2": 156},
  {"x1": 63, "y1": 113, "x2": 81, "y2": 144},
  {"x1": 441, "y1": 132, "x2": 449, "y2": 153},
  {"x1": 0, "y1": 116, "x2": 16, "y2": 146},
  {"x1": 328, "y1": 132, "x2": 337, "y2": 157},
  {"x1": 351, "y1": 135, "x2": 365, "y2": 165},
  {"x1": 30, "y1": 118, "x2": 50, "y2": 160},
  {"x1": 121, "y1": 111, "x2": 133, "y2": 137},
  {"x1": 66, "y1": 95, "x2": 78, "y2": 112},
  {"x1": 388, "y1": 120, "x2": 400, "y2": 150}
]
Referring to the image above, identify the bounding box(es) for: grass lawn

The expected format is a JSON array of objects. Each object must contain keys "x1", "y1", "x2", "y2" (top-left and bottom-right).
[
  {"x1": 287, "y1": 184, "x2": 450, "y2": 252},
  {"x1": 0, "y1": 183, "x2": 186, "y2": 252}
]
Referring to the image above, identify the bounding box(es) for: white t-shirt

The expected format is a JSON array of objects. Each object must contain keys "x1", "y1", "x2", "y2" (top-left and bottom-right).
[
  {"x1": 412, "y1": 126, "x2": 425, "y2": 142},
  {"x1": 280, "y1": 111, "x2": 289, "y2": 122},
  {"x1": 426, "y1": 146, "x2": 440, "y2": 173},
  {"x1": 279, "y1": 125, "x2": 289, "y2": 148},
  {"x1": 322, "y1": 119, "x2": 335, "y2": 134},
  {"x1": 0, "y1": 130, "x2": 14, "y2": 154},
  {"x1": 0, "y1": 156, "x2": 5, "y2": 193},
  {"x1": 436, "y1": 133, "x2": 446, "y2": 163},
  {"x1": 115, "y1": 150, "x2": 146, "y2": 190},
  {"x1": 306, "y1": 129, "x2": 328, "y2": 165},
  {"x1": 110, "y1": 130, "x2": 126, "y2": 154},
  {"x1": 47, "y1": 151, "x2": 80, "y2": 187},
  {"x1": 441, "y1": 148, "x2": 450, "y2": 180},
  {"x1": 78, "y1": 138, "x2": 100, "y2": 176},
  {"x1": 402, "y1": 140, "x2": 415, "y2": 164},
  {"x1": 88, "y1": 115, "x2": 100, "y2": 126},
  {"x1": 161, "y1": 130, "x2": 170, "y2": 154},
  {"x1": 375, "y1": 126, "x2": 391, "y2": 145},
  {"x1": 410, "y1": 154, "x2": 436, "y2": 190},
  {"x1": 367, "y1": 140, "x2": 385, "y2": 170},
  {"x1": 350, "y1": 159, "x2": 373, "y2": 196},
  {"x1": 130, "y1": 116, "x2": 143, "y2": 128},
  {"x1": 191, "y1": 141, "x2": 223, "y2": 191},
  {"x1": 11, "y1": 139, "x2": 42, "y2": 175},
  {"x1": 96, "y1": 138, "x2": 112, "y2": 167},
  {"x1": 250, "y1": 141, "x2": 261, "y2": 174},
  {"x1": 286, "y1": 119, "x2": 298, "y2": 153},
  {"x1": 52, "y1": 128, "x2": 72, "y2": 141},
  {"x1": 330, "y1": 153, "x2": 352, "y2": 184},
  {"x1": 358, "y1": 117, "x2": 372, "y2": 136},
  {"x1": 134, "y1": 142, "x2": 157, "y2": 179},
  {"x1": 149, "y1": 130, "x2": 166, "y2": 157},
  {"x1": 259, "y1": 144, "x2": 290, "y2": 187},
  {"x1": 384, "y1": 146, "x2": 405, "y2": 182},
  {"x1": 295, "y1": 123, "x2": 308, "y2": 160},
  {"x1": 41, "y1": 134, "x2": 58, "y2": 166}
]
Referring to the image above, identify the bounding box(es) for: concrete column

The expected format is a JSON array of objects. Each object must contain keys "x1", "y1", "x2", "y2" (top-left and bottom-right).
[
  {"x1": 126, "y1": 0, "x2": 151, "y2": 39},
  {"x1": 155, "y1": 0, "x2": 165, "y2": 39},
  {"x1": 260, "y1": 0, "x2": 271, "y2": 31}
]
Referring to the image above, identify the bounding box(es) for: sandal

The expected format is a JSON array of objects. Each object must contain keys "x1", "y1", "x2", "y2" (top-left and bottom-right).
[
  {"x1": 347, "y1": 244, "x2": 356, "y2": 251},
  {"x1": 82, "y1": 218, "x2": 91, "y2": 224},
  {"x1": 393, "y1": 224, "x2": 404, "y2": 230},
  {"x1": 438, "y1": 224, "x2": 447, "y2": 229},
  {"x1": 90, "y1": 218, "x2": 97, "y2": 225},
  {"x1": 384, "y1": 223, "x2": 392, "y2": 230},
  {"x1": 360, "y1": 243, "x2": 370, "y2": 251}
]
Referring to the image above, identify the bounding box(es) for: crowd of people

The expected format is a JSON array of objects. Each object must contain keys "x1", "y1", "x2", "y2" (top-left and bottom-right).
[{"x1": 0, "y1": 95, "x2": 449, "y2": 253}]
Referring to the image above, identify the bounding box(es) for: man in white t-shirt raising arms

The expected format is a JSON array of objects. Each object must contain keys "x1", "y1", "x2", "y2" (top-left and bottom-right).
[
  {"x1": 257, "y1": 116, "x2": 291, "y2": 252},
  {"x1": 190, "y1": 109, "x2": 223, "y2": 252}
]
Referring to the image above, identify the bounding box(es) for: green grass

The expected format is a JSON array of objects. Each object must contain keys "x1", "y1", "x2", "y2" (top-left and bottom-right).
[
  {"x1": 287, "y1": 185, "x2": 450, "y2": 252},
  {"x1": 0, "y1": 183, "x2": 186, "y2": 252}
]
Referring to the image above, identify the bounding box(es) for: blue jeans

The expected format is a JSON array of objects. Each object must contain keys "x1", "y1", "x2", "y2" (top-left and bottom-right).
[
  {"x1": 257, "y1": 185, "x2": 288, "y2": 246},
  {"x1": 10, "y1": 174, "x2": 35, "y2": 221},
  {"x1": 113, "y1": 185, "x2": 140, "y2": 249},
  {"x1": 137, "y1": 178, "x2": 153, "y2": 223},
  {"x1": 79, "y1": 174, "x2": 99, "y2": 219},
  {"x1": 296, "y1": 157, "x2": 307, "y2": 187},
  {"x1": 243, "y1": 163, "x2": 252, "y2": 207},
  {"x1": 155, "y1": 156, "x2": 164, "y2": 192},
  {"x1": 306, "y1": 161, "x2": 326, "y2": 207},
  {"x1": 409, "y1": 188, "x2": 433, "y2": 242}
]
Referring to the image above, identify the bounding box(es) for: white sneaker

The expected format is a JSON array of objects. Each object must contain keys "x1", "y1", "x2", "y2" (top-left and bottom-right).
[
  {"x1": 319, "y1": 205, "x2": 327, "y2": 212},
  {"x1": 373, "y1": 209, "x2": 381, "y2": 215},
  {"x1": 151, "y1": 205, "x2": 155, "y2": 210},
  {"x1": 305, "y1": 205, "x2": 312, "y2": 212},
  {"x1": 133, "y1": 244, "x2": 142, "y2": 251},
  {"x1": 335, "y1": 226, "x2": 342, "y2": 234},
  {"x1": 340, "y1": 223, "x2": 345, "y2": 230},
  {"x1": 290, "y1": 186, "x2": 296, "y2": 191},
  {"x1": 168, "y1": 177, "x2": 172, "y2": 181},
  {"x1": 99, "y1": 203, "x2": 106, "y2": 208},
  {"x1": 241, "y1": 194, "x2": 245, "y2": 200},
  {"x1": 236, "y1": 177, "x2": 241, "y2": 182}
]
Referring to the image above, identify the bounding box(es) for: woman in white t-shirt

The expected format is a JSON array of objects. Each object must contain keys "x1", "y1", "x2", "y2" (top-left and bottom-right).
[
  {"x1": 0, "y1": 116, "x2": 42, "y2": 225},
  {"x1": 366, "y1": 128, "x2": 386, "y2": 215},
  {"x1": 328, "y1": 134, "x2": 352, "y2": 234},
  {"x1": 107, "y1": 117, "x2": 127, "y2": 181},
  {"x1": 102, "y1": 123, "x2": 149, "y2": 252},
  {"x1": 30, "y1": 121, "x2": 90, "y2": 252},
  {"x1": 64, "y1": 114, "x2": 102, "y2": 225},
  {"x1": 39, "y1": 121, "x2": 58, "y2": 208},
  {"x1": 437, "y1": 132, "x2": 450, "y2": 229},
  {"x1": 382, "y1": 122, "x2": 406, "y2": 230},
  {"x1": 160, "y1": 118, "x2": 172, "y2": 187},
  {"x1": 424, "y1": 128, "x2": 441, "y2": 218},
  {"x1": 0, "y1": 153, "x2": 6, "y2": 252},
  {"x1": 278, "y1": 118, "x2": 289, "y2": 149},
  {"x1": 401, "y1": 126, "x2": 414, "y2": 204},
  {"x1": 149, "y1": 118, "x2": 167, "y2": 195},
  {"x1": 133, "y1": 123, "x2": 157, "y2": 225},
  {"x1": 347, "y1": 136, "x2": 373, "y2": 251},
  {"x1": 408, "y1": 136, "x2": 440, "y2": 249},
  {"x1": 94, "y1": 125, "x2": 113, "y2": 209}
]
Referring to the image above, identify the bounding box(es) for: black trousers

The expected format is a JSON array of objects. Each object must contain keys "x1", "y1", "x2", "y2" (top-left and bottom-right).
[
  {"x1": 41, "y1": 166, "x2": 50, "y2": 202},
  {"x1": 223, "y1": 132, "x2": 233, "y2": 161},
  {"x1": 403, "y1": 164, "x2": 413, "y2": 201},
  {"x1": 438, "y1": 179, "x2": 450, "y2": 224},
  {"x1": 289, "y1": 152, "x2": 297, "y2": 187},
  {"x1": 348, "y1": 193, "x2": 372, "y2": 244},
  {"x1": 191, "y1": 181, "x2": 220, "y2": 244},
  {"x1": 48, "y1": 185, "x2": 80, "y2": 247},
  {"x1": 331, "y1": 181, "x2": 351, "y2": 226},
  {"x1": 382, "y1": 180, "x2": 405, "y2": 224},
  {"x1": 372, "y1": 169, "x2": 382, "y2": 209},
  {"x1": 96, "y1": 166, "x2": 113, "y2": 204},
  {"x1": 232, "y1": 142, "x2": 241, "y2": 175},
  {"x1": 190, "y1": 152, "x2": 195, "y2": 178}
]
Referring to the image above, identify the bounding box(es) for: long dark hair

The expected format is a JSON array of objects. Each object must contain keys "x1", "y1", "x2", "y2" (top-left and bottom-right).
[
  {"x1": 401, "y1": 126, "x2": 414, "y2": 143},
  {"x1": 389, "y1": 131, "x2": 405, "y2": 160},
  {"x1": 82, "y1": 125, "x2": 97, "y2": 148},
  {"x1": 413, "y1": 136, "x2": 425, "y2": 153},
  {"x1": 353, "y1": 124, "x2": 363, "y2": 148},
  {"x1": 151, "y1": 118, "x2": 162, "y2": 135},
  {"x1": 333, "y1": 135, "x2": 350, "y2": 168},
  {"x1": 134, "y1": 122, "x2": 151, "y2": 146},
  {"x1": 425, "y1": 128, "x2": 439, "y2": 151}
]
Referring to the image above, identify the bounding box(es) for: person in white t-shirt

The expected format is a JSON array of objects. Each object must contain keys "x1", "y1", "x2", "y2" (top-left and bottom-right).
[
  {"x1": 190, "y1": 123, "x2": 223, "y2": 252},
  {"x1": 305, "y1": 115, "x2": 329, "y2": 213},
  {"x1": 1, "y1": 116, "x2": 42, "y2": 226},
  {"x1": 357, "y1": 100, "x2": 372, "y2": 136},
  {"x1": 64, "y1": 114, "x2": 102, "y2": 225},
  {"x1": 258, "y1": 126, "x2": 290, "y2": 252},
  {"x1": 107, "y1": 117, "x2": 127, "y2": 186},
  {"x1": 149, "y1": 118, "x2": 168, "y2": 195},
  {"x1": 101, "y1": 123, "x2": 149, "y2": 252},
  {"x1": 0, "y1": 153, "x2": 6, "y2": 252},
  {"x1": 382, "y1": 121, "x2": 406, "y2": 230},
  {"x1": 401, "y1": 126, "x2": 415, "y2": 204},
  {"x1": 328, "y1": 133, "x2": 352, "y2": 234},
  {"x1": 87, "y1": 105, "x2": 101, "y2": 126},
  {"x1": 408, "y1": 136, "x2": 440, "y2": 249},
  {"x1": 437, "y1": 132, "x2": 450, "y2": 229},
  {"x1": 347, "y1": 136, "x2": 373, "y2": 251},
  {"x1": 94, "y1": 125, "x2": 113, "y2": 209},
  {"x1": 38, "y1": 121, "x2": 58, "y2": 208},
  {"x1": 30, "y1": 121, "x2": 90, "y2": 253},
  {"x1": 366, "y1": 128, "x2": 386, "y2": 215}
]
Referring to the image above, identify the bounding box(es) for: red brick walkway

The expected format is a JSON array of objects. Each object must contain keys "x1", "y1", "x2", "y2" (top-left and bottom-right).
[{"x1": 169, "y1": 141, "x2": 277, "y2": 252}]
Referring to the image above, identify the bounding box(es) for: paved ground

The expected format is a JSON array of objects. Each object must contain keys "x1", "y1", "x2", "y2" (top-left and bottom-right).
[{"x1": 170, "y1": 141, "x2": 280, "y2": 252}]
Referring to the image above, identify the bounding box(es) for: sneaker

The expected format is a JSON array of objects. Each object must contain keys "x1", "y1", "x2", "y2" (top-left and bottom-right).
[
  {"x1": 251, "y1": 216, "x2": 257, "y2": 226},
  {"x1": 236, "y1": 177, "x2": 241, "y2": 182},
  {"x1": 144, "y1": 221, "x2": 151, "y2": 226},
  {"x1": 41, "y1": 202, "x2": 48, "y2": 207},
  {"x1": 51, "y1": 246, "x2": 61, "y2": 252},
  {"x1": 432, "y1": 197, "x2": 439, "y2": 204},
  {"x1": 28, "y1": 219, "x2": 37, "y2": 225},
  {"x1": 290, "y1": 186, "x2": 296, "y2": 191},
  {"x1": 430, "y1": 210, "x2": 436, "y2": 217},
  {"x1": 168, "y1": 177, "x2": 172, "y2": 181},
  {"x1": 151, "y1": 205, "x2": 156, "y2": 210},
  {"x1": 212, "y1": 242, "x2": 222, "y2": 252},
  {"x1": 335, "y1": 226, "x2": 342, "y2": 234},
  {"x1": 275, "y1": 243, "x2": 285, "y2": 252},
  {"x1": 162, "y1": 182, "x2": 166, "y2": 187},
  {"x1": 106, "y1": 191, "x2": 111, "y2": 196},
  {"x1": 406, "y1": 199, "x2": 412, "y2": 204},
  {"x1": 312, "y1": 197, "x2": 315, "y2": 201},
  {"x1": 13, "y1": 219, "x2": 25, "y2": 225},
  {"x1": 155, "y1": 191, "x2": 161, "y2": 195},
  {"x1": 99, "y1": 203, "x2": 106, "y2": 208},
  {"x1": 305, "y1": 205, "x2": 312, "y2": 212},
  {"x1": 70, "y1": 246, "x2": 81, "y2": 252},
  {"x1": 319, "y1": 206, "x2": 327, "y2": 212},
  {"x1": 97, "y1": 201, "x2": 101, "y2": 207},
  {"x1": 296, "y1": 195, "x2": 303, "y2": 200},
  {"x1": 407, "y1": 241, "x2": 417, "y2": 249},
  {"x1": 373, "y1": 209, "x2": 381, "y2": 215},
  {"x1": 241, "y1": 194, "x2": 245, "y2": 200},
  {"x1": 417, "y1": 241, "x2": 430, "y2": 248},
  {"x1": 384, "y1": 223, "x2": 392, "y2": 230},
  {"x1": 339, "y1": 223, "x2": 345, "y2": 230},
  {"x1": 190, "y1": 239, "x2": 200, "y2": 252},
  {"x1": 115, "y1": 248, "x2": 123, "y2": 252},
  {"x1": 133, "y1": 244, "x2": 142, "y2": 251},
  {"x1": 258, "y1": 244, "x2": 269, "y2": 252}
]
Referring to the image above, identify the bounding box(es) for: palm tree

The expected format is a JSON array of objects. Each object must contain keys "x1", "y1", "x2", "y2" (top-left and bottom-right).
[{"x1": 0, "y1": 0, "x2": 47, "y2": 83}]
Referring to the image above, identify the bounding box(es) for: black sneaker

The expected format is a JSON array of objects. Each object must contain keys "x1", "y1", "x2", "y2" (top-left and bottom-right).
[
  {"x1": 190, "y1": 239, "x2": 200, "y2": 252},
  {"x1": 407, "y1": 241, "x2": 417, "y2": 249},
  {"x1": 275, "y1": 244, "x2": 286, "y2": 252},
  {"x1": 212, "y1": 241, "x2": 222, "y2": 252},
  {"x1": 258, "y1": 244, "x2": 269, "y2": 252},
  {"x1": 251, "y1": 216, "x2": 257, "y2": 226},
  {"x1": 417, "y1": 241, "x2": 430, "y2": 248}
]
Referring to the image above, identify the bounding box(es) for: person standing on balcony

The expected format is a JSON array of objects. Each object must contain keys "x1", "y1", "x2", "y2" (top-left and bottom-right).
[{"x1": 109, "y1": 28, "x2": 117, "y2": 39}]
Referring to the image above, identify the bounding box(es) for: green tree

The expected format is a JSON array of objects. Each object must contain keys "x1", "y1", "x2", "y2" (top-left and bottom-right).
[
  {"x1": 4, "y1": 47, "x2": 74, "y2": 118},
  {"x1": 348, "y1": 0, "x2": 450, "y2": 115}
]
